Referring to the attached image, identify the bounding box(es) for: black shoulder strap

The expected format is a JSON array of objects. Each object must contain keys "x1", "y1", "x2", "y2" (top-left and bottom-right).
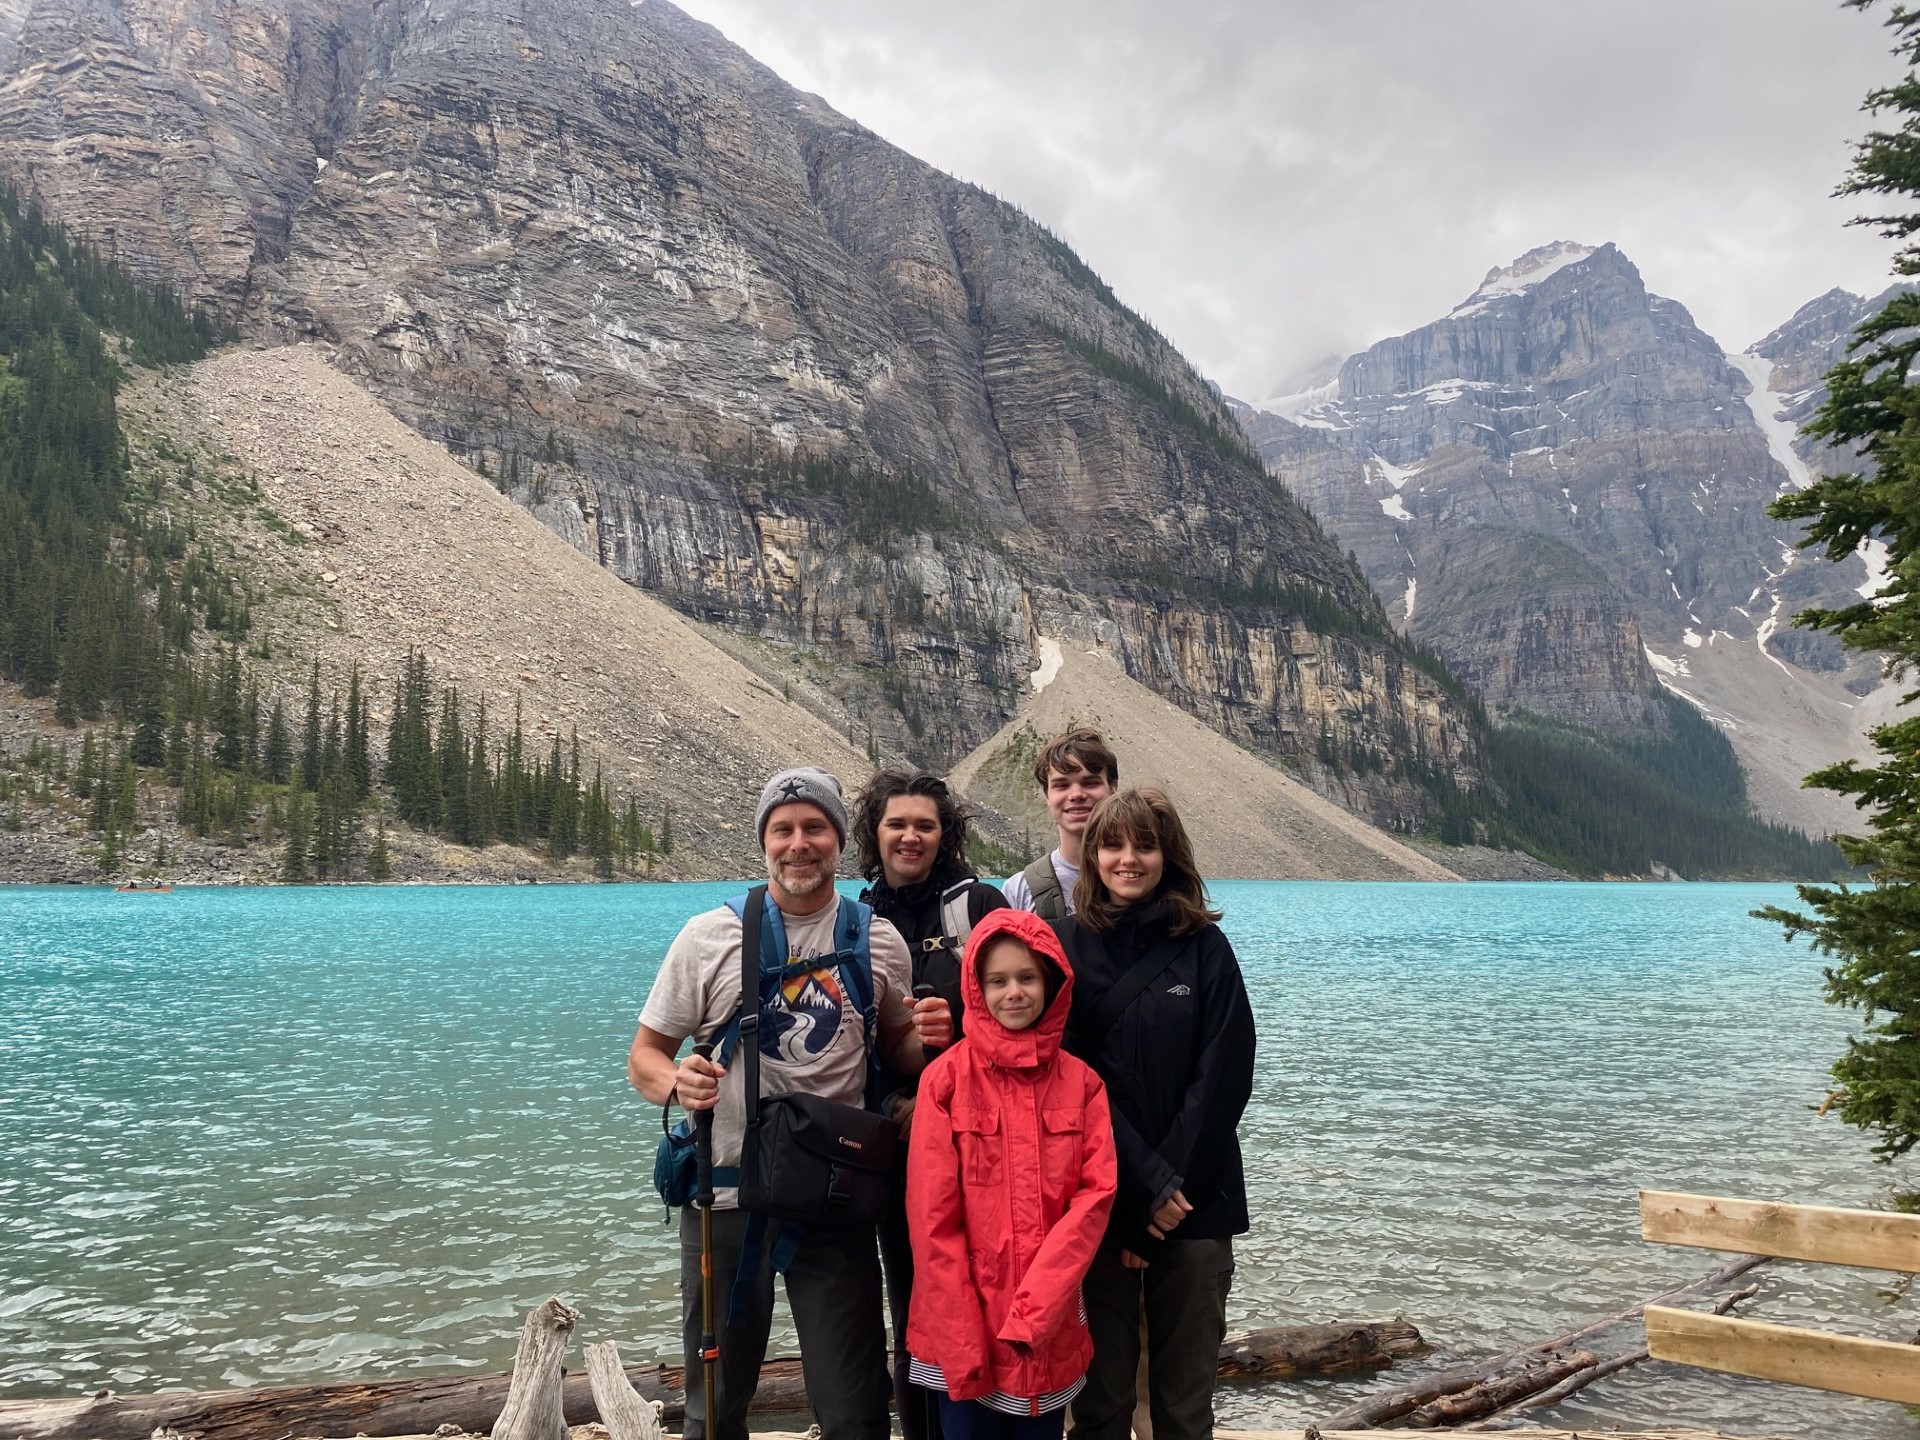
[
  {"x1": 739, "y1": 884, "x2": 767, "y2": 1129},
  {"x1": 1079, "y1": 936, "x2": 1183, "y2": 1052}
]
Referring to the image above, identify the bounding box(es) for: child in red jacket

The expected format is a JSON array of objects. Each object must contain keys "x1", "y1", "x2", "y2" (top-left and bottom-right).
[{"x1": 906, "y1": 908, "x2": 1118, "y2": 1440}]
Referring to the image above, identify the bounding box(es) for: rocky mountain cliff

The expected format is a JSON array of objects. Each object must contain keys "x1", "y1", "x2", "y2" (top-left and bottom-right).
[
  {"x1": 1749, "y1": 282, "x2": 1913, "y2": 480},
  {"x1": 0, "y1": 0, "x2": 1475, "y2": 827},
  {"x1": 1241, "y1": 243, "x2": 1892, "y2": 832}
]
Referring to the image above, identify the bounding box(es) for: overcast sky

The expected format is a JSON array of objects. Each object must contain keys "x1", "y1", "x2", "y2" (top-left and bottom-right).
[{"x1": 670, "y1": 0, "x2": 1908, "y2": 400}]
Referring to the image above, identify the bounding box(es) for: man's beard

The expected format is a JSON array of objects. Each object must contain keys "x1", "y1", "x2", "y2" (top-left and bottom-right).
[{"x1": 768, "y1": 847, "x2": 837, "y2": 898}]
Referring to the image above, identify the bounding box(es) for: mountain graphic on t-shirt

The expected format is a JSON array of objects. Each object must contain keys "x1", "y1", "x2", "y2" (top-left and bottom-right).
[{"x1": 763, "y1": 966, "x2": 846, "y2": 1063}]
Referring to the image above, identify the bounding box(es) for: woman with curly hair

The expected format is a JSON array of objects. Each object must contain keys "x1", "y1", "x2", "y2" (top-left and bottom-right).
[
  {"x1": 1056, "y1": 787, "x2": 1255, "y2": 1440},
  {"x1": 852, "y1": 767, "x2": 1009, "y2": 1440}
]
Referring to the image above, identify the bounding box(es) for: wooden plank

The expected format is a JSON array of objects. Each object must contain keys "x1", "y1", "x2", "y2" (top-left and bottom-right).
[
  {"x1": 1640, "y1": 1190, "x2": 1920, "y2": 1273},
  {"x1": 1645, "y1": 1305, "x2": 1920, "y2": 1404}
]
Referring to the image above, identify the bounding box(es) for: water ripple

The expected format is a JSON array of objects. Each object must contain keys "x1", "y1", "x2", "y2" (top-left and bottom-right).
[{"x1": 0, "y1": 880, "x2": 1910, "y2": 1436}]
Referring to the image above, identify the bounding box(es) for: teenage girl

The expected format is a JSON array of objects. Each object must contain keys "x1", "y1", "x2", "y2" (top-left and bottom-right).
[{"x1": 1055, "y1": 787, "x2": 1255, "y2": 1440}]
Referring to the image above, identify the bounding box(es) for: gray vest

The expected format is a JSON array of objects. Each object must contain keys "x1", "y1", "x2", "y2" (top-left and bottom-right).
[{"x1": 1020, "y1": 853, "x2": 1067, "y2": 922}]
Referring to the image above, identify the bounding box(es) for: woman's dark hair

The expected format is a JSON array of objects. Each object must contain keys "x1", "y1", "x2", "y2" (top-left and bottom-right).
[
  {"x1": 851, "y1": 768, "x2": 973, "y2": 883},
  {"x1": 1073, "y1": 786, "x2": 1220, "y2": 936}
]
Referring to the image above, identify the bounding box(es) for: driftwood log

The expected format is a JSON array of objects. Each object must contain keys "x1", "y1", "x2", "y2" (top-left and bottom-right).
[
  {"x1": 490, "y1": 1299, "x2": 575, "y2": 1440},
  {"x1": 1459, "y1": 1280, "x2": 1762, "y2": 1432},
  {"x1": 1319, "y1": 1254, "x2": 1769, "y2": 1431},
  {"x1": 1401, "y1": 1349, "x2": 1597, "y2": 1428},
  {"x1": 0, "y1": 1319, "x2": 1423, "y2": 1440},
  {"x1": 1219, "y1": 1321, "x2": 1427, "y2": 1378},
  {"x1": 583, "y1": 1342, "x2": 662, "y2": 1440},
  {"x1": 0, "y1": 1359, "x2": 807, "y2": 1440}
]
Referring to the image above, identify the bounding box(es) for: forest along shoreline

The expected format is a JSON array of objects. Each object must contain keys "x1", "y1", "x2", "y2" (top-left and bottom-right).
[{"x1": 0, "y1": 188, "x2": 1841, "y2": 889}]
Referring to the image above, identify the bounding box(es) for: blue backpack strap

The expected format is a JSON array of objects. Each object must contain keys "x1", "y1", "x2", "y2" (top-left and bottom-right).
[
  {"x1": 723, "y1": 890, "x2": 884, "y2": 1108},
  {"x1": 834, "y1": 897, "x2": 885, "y2": 1110}
]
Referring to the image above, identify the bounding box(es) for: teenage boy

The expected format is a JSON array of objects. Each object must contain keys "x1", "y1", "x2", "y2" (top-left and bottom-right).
[
  {"x1": 628, "y1": 767, "x2": 955, "y2": 1440},
  {"x1": 999, "y1": 728, "x2": 1118, "y2": 921}
]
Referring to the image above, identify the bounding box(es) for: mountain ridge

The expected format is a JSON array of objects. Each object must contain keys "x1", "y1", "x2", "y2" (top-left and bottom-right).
[
  {"x1": 1240, "y1": 238, "x2": 1894, "y2": 834},
  {"x1": 0, "y1": 0, "x2": 1483, "y2": 829}
]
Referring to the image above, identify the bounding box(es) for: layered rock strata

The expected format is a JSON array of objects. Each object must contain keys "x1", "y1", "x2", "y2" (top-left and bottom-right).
[
  {"x1": 1248, "y1": 244, "x2": 1839, "y2": 724},
  {"x1": 0, "y1": 0, "x2": 1477, "y2": 824},
  {"x1": 1245, "y1": 243, "x2": 1898, "y2": 831}
]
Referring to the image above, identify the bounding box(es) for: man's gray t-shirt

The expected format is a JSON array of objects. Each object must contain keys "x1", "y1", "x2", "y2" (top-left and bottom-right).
[
  {"x1": 999, "y1": 849, "x2": 1081, "y2": 915},
  {"x1": 640, "y1": 900, "x2": 912, "y2": 1209}
]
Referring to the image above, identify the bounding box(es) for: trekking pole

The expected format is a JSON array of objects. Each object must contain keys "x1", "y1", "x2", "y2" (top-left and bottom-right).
[{"x1": 692, "y1": 1040, "x2": 719, "y2": 1436}]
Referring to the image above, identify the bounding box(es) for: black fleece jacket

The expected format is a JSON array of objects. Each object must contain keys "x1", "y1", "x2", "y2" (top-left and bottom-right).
[
  {"x1": 862, "y1": 862, "x2": 1007, "y2": 1085},
  {"x1": 1057, "y1": 901, "x2": 1255, "y2": 1259}
]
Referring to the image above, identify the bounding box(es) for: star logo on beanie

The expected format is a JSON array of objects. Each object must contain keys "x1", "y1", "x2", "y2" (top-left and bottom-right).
[{"x1": 777, "y1": 778, "x2": 807, "y2": 803}]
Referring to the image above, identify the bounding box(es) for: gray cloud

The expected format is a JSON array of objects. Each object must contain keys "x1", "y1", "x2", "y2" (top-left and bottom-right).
[{"x1": 670, "y1": 0, "x2": 1906, "y2": 398}]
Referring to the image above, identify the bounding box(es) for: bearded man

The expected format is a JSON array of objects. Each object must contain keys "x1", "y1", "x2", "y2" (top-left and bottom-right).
[{"x1": 628, "y1": 767, "x2": 953, "y2": 1440}]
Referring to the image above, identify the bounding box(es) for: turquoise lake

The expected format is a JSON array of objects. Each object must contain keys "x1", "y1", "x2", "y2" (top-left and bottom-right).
[{"x1": 1, "y1": 880, "x2": 1913, "y2": 1437}]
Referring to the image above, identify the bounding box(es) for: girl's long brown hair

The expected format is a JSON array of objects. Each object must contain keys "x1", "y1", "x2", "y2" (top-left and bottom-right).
[{"x1": 1072, "y1": 786, "x2": 1220, "y2": 936}]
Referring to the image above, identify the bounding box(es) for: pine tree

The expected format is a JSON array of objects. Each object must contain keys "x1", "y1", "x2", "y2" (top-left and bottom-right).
[
  {"x1": 588, "y1": 766, "x2": 614, "y2": 878},
  {"x1": 89, "y1": 746, "x2": 113, "y2": 831},
  {"x1": 1758, "y1": 0, "x2": 1920, "y2": 1207},
  {"x1": 345, "y1": 663, "x2": 371, "y2": 799},
  {"x1": 282, "y1": 791, "x2": 311, "y2": 881},
  {"x1": 74, "y1": 730, "x2": 98, "y2": 800},
  {"x1": 163, "y1": 703, "x2": 189, "y2": 787},
  {"x1": 546, "y1": 730, "x2": 578, "y2": 860},
  {"x1": 438, "y1": 688, "x2": 468, "y2": 842},
  {"x1": 178, "y1": 725, "x2": 215, "y2": 835},
  {"x1": 264, "y1": 698, "x2": 292, "y2": 785},
  {"x1": 131, "y1": 649, "x2": 167, "y2": 768},
  {"x1": 311, "y1": 774, "x2": 336, "y2": 878},
  {"x1": 367, "y1": 816, "x2": 392, "y2": 881},
  {"x1": 243, "y1": 676, "x2": 261, "y2": 775},
  {"x1": 466, "y1": 695, "x2": 495, "y2": 846},
  {"x1": 322, "y1": 695, "x2": 343, "y2": 784},
  {"x1": 300, "y1": 661, "x2": 322, "y2": 791},
  {"x1": 211, "y1": 646, "x2": 245, "y2": 770},
  {"x1": 498, "y1": 695, "x2": 526, "y2": 845},
  {"x1": 113, "y1": 746, "x2": 137, "y2": 834}
]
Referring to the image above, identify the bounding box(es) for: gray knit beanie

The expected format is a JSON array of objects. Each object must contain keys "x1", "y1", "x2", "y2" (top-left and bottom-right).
[{"x1": 756, "y1": 767, "x2": 849, "y2": 846}]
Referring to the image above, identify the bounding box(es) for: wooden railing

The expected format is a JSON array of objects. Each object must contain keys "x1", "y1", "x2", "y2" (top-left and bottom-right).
[{"x1": 1639, "y1": 1189, "x2": 1920, "y2": 1406}]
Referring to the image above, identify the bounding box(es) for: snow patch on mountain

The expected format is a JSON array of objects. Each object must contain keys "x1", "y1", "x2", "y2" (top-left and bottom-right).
[
  {"x1": 1860, "y1": 538, "x2": 1892, "y2": 603},
  {"x1": 1369, "y1": 455, "x2": 1422, "y2": 491},
  {"x1": 1451, "y1": 241, "x2": 1596, "y2": 317},
  {"x1": 1644, "y1": 645, "x2": 1690, "y2": 679},
  {"x1": 1029, "y1": 636, "x2": 1064, "y2": 693},
  {"x1": 1726, "y1": 352, "x2": 1813, "y2": 492},
  {"x1": 1254, "y1": 376, "x2": 1341, "y2": 422}
]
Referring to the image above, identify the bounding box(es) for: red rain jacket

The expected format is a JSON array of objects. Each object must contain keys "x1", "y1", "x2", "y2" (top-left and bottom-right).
[{"x1": 906, "y1": 908, "x2": 1118, "y2": 1403}]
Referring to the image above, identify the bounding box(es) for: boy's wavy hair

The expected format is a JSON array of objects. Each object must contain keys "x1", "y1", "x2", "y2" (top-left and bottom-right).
[
  {"x1": 1073, "y1": 786, "x2": 1220, "y2": 937},
  {"x1": 1031, "y1": 726, "x2": 1119, "y2": 790},
  {"x1": 851, "y1": 768, "x2": 973, "y2": 883}
]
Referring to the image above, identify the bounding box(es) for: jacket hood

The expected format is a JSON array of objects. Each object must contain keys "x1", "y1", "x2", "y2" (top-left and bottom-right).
[{"x1": 959, "y1": 907, "x2": 1074, "y2": 1068}]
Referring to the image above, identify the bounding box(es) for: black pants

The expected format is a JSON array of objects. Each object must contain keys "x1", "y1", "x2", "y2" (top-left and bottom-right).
[
  {"x1": 937, "y1": 1393, "x2": 1068, "y2": 1440},
  {"x1": 678, "y1": 1205, "x2": 891, "y2": 1440},
  {"x1": 879, "y1": 1180, "x2": 943, "y2": 1440},
  {"x1": 1069, "y1": 1235, "x2": 1234, "y2": 1440}
]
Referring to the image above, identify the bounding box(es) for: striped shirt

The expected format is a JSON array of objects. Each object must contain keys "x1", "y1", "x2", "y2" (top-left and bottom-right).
[{"x1": 906, "y1": 1358, "x2": 1084, "y2": 1418}]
